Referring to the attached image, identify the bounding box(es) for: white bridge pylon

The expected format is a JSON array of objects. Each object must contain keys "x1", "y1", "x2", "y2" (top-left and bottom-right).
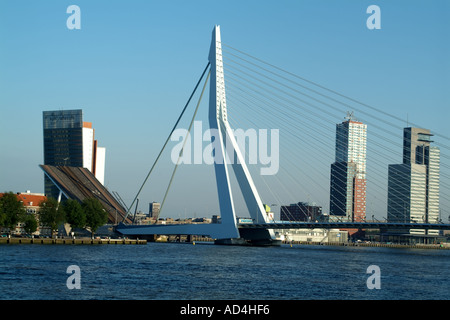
[
  {"x1": 117, "y1": 26, "x2": 277, "y2": 244},
  {"x1": 208, "y1": 25, "x2": 276, "y2": 243}
]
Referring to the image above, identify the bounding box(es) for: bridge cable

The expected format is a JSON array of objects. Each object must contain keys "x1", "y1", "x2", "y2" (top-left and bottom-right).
[
  {"x1": 222, "y1": 43, "x2": 450, "y2": 142},
  {"x1": 158, "y1": 71, "x2": 211, "y2": 219},
  {"x1": 222, "y1": 45, "x2": 450, "y2": 181},
  {"x1": 226, "y1": 76, "x2": 449, "y2": 219},
  {"x1": 221, "y1": 48, "x2": 449, "y2": 220},
  {"x1": 222, "y1": 44, "x2": 450, "y2": 171},
  {"x1": 122, "y1": 62, "x2": 211, "y2": 223}
]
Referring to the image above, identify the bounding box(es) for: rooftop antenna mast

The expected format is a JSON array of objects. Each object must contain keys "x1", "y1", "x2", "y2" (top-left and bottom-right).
[{"x1": 345, "y1": 111, "x2": 355, "y2": 121}]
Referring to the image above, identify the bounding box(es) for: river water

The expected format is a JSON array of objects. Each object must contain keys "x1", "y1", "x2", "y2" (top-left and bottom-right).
[{"x1": 0, "y1": 242, "x2": 449, "y2": 300}]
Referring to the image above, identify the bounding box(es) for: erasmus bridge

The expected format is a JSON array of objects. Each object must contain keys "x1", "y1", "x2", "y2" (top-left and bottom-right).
[{"x1": 116, "y1": 26, "x2": 450, "y2": 245}]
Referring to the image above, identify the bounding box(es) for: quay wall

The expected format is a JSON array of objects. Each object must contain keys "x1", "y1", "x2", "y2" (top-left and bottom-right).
[
  {"x1": 285, "y1": 240, "x2": 450, "y2": 250},
  {"x1": 0, "y1": 238, "x2": 147, "y2": 245},
  {"x1": 2, "y1": 237, "x2": 448, "y2": 249}
]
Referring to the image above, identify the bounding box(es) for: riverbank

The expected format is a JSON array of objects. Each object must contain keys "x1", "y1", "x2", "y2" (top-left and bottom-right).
[
  {"x1": 1, "y1": 236, "x2": 448, "y2": 249},
  {"x1": 157, "y1": 236, "x2": 450, "y2": 250},
  {"x1": 285, "y1": 240, "x2": 450, "y2": 250},
  {"x1": 0, "y1": 237, "x2": 147, "y2": 245}
]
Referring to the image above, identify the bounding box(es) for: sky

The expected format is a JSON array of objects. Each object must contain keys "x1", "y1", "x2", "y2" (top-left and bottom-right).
[{"x1": 0, "y1": 0, "x2": 449, "y2": 219}]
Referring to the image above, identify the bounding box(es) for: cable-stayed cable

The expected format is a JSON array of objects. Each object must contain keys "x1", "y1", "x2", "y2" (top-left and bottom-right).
[{"x1": 220, "y1": 44, "x2": 449, "y2": 222}]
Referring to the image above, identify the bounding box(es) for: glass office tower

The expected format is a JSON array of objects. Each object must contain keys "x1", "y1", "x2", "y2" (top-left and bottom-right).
[
  {"x1": 43, "y1": 110, "x2": 106, "y2": 199},
  {"x1": 387, "y1": 127, "x2": 440, "y2": 236}
]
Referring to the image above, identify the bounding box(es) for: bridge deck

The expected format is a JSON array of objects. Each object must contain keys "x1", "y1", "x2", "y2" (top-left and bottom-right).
[
  {"x1": 116, "y1": 221, "x2": 450, "y2": 239},
  {"x1": 237, "y1": 221, "x2": 450, "y2": 230}
]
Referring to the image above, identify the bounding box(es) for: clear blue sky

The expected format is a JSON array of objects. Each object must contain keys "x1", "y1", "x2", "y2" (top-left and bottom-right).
[{"x1": 1, "y1": 0, "x2": 449, "y2": 218}]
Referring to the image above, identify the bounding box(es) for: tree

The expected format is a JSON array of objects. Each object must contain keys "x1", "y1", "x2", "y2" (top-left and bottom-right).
[
  {"x1": 83, "y1": 198, "x2": 107, "y2": 238},
  {"x1": 0, "y1": 192, "x2": 26, "y2": 235},
  {"x1": 0, "y1": 197, "x2": 5, "y2": 227},
  {"x1": 23, "y1": 214, "x2": 38, "y2": 235},
  {"x1": 39, "y1": 198, "x2": 65, "y2": 238},
  {"x1": 63, "y1": 199, "x2": 86, "y2": 229}
]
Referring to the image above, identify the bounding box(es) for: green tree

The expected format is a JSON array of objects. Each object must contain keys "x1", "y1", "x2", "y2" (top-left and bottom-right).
[
  {"x1": 83, "y1": 198, "x2": 107, "y2": 237},
  {"x1": 63, "y1": 199, "x2": 86, "y2": 229},
  {"x1": 39, "y1": 198, "x2": 65, "y2": 238},
  {"x1": 23, "y1": 214, "x2": 38, "y2": 235},
  {"x1": 0, "y1": 197, "x2": 5, "y2": 227},
  {"x1": 0, "y1": 192, "x2": 26, "y2": 235}
]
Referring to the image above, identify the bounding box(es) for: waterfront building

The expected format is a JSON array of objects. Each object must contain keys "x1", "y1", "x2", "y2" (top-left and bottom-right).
[
  {"x1": 0, "y1": 191, "x2": 51, "y2": 236},
  {"x1": 387, "y1": 127, "x2": 440, "y2": 238},
  {"x1": 283, "y1": 228, "x2": 348, "y2": 243},
  {"x1": 329, "y1": 112, "x2": 367, "y2": 222},
  {"x1": 149, "y1": 202, "x2": 161, "y2": 218},
  {"x1": 280, "y1": 202, "x2": 323, "y2": 222},
  {"x1": 43, "y1": 110, "x2": 106, "y2": 199}
]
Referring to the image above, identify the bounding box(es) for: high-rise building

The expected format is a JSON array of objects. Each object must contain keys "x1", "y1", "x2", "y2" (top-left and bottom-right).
[
  {"x1": 387, "y1": 127, "x2": 440, "y2": 236},
  {"x1": 329, "y1": 112, "x2": 367, "y2": 222},
  {"x1": 43, "y1": 109, "x2": 106, "y2": 199},
  {"x1": 149, "y1": 202, "x2": 161, "y2": 219}
]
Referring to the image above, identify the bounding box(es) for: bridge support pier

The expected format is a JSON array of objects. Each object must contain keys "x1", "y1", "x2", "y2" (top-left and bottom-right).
[{"x1": 214, "y1": 228, "x2": 281, "y2": 246}]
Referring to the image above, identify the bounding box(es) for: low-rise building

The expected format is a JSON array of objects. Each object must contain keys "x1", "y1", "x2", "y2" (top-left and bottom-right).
[
  {"x1": 0, "y1": 191, "x2": 51, "y2": 236},
  {"x1": 283, "y1": 228, "x2": 348, "y2": 243}
]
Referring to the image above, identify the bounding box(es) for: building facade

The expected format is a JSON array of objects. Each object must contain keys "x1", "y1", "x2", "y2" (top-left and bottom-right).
[
  {"x1": 43, "y1": 110, "x2": 106, "y2": 199},
  {"x1": 283, "y1": 228, "x2": 348, "y2": 243},
  {"x1": 0, "y1": 191, "x2": 51, "y2": 236},
  {"x1": 387, "y1": 127, "x2": 440, "y2": 236},
  {"x1": 280, "y1": 202, "x2": 323, "y2": 222},
  {"x1": 329, "y1": 113, "x2": 367, "y2": 222},
  {"x1": 149, "y1": 202, "x2": 161, "y2": 218}
]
